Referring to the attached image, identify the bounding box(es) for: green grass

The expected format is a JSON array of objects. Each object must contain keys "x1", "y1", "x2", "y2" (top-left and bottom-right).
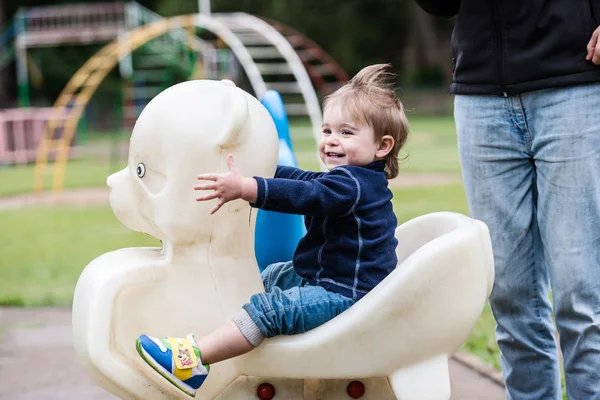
[
  {"x1": 401, "y1": 115, "x2": 462, "y2": 173},
  {"x1": 392, "y1": 183, "x2": 467, "y2": 220},
  {"x1": 0, "y1": 158, "x2": 125, "y2": 197},
  {"x1": 461, "y1": 303, "x2": 500, "y2": 369},
  {"x1": 0, "y1": 206, "x2": 158, "y2": 306}
]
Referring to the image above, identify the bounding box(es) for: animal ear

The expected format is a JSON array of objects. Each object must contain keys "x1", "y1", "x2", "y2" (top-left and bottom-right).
[{"x1": 216, "y1": 81, "x2": 249, "y2": 148}]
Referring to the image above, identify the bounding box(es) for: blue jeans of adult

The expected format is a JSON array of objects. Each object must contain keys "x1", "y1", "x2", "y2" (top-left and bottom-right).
[
  {"x1": 234, "y1": 261, "x2": 355, "y2": 346},
  {"x1": 455, "y1": 83, "x2": 600, "y2": 400}
]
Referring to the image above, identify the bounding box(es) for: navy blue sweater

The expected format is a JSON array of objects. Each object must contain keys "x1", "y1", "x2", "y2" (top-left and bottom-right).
[{"x1": 252, "y1": 161, "x2": 398, "y2": 300}]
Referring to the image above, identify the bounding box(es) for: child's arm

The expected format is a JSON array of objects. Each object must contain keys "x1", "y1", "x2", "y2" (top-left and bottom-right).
[
  {"x1": 252, "y1": 168, "x2": 359, "y2": 217},
  {"x1": 275, "y1": 165, "x2": 325, "y2": 181},
  {"x1": 195, "y1": 154, "x2": 358, "y2": 216}
]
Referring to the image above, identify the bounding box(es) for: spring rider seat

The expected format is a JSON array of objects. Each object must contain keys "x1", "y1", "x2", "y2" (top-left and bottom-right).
[{"x1": 71, "y1": 79, "x2": 494, "y2": 400}]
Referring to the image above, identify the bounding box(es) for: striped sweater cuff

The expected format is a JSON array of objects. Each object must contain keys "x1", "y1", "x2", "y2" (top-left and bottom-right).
[
  {"x1": 232, "y1": 308, "x2": 265, "y2": 347},
  {"x1": 249, "y1": 177, "x2": 268, "y2": 208}
]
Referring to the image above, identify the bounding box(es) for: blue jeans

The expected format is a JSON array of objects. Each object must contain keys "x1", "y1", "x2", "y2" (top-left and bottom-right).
[
  {"x1": 455, "y1": 83, "x2": 600, "y2": 400},
  {"x1": 242, "y1": 261, "x2": 355, "y2": 339}
]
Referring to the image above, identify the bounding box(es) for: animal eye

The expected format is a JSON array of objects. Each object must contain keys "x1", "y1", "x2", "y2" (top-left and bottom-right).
[{"x1": 136, "y1": 163, "x2": 146, "y2": 178}]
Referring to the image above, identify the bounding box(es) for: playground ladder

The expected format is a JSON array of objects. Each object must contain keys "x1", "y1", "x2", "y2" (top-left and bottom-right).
[{"x1": 212, "y1": 13, "x2": 347, "y2": 121}]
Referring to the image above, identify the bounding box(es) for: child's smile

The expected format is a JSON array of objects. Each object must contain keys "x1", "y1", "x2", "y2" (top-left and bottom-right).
[{"x1": 319, "y1": 105, "x2": 379, "y2": 170}]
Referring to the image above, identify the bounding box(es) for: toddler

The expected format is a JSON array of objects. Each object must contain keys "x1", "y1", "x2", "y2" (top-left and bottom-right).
[{"x1": 136, "y1": 63, "x2": 410, "y2": 396}]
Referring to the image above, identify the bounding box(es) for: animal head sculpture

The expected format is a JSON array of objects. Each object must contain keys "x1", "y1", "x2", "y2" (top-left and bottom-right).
[{"x1": 107, "y1": 79, "x2": 279, "y2": 248}]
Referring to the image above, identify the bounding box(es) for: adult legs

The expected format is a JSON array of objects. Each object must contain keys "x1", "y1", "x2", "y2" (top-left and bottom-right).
[
  {"x1": 524, "y1": 83, "x2": 600, "y2": 399},
  {"x1": 455, "y1": 94, "x2": 561, "y2": 400}
]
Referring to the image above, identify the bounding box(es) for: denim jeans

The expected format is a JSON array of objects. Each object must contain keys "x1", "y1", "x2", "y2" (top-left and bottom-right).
[
  {"x1": 241, "y1": 261, "x2": 355, "y2": 340},
  {"x1": 455, "y1": 83, "x2": 600, "y2": 400}
]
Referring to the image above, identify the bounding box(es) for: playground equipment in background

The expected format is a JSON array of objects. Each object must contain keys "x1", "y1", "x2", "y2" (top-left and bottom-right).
[
  {"x1": 1, "y1": 2, "x2": 348, "y2": 111},
  {"x1": 30, "y1": 10, "x2": 348, "y2": 196},
  {"x1": 0, "y1": 1, "x2": 213, "y2": 145},
  {"x1": 72, "y1": 78, "x2": 495, "y2": 400},
  {"x1": 0, "y1": 107, "x2": 76, "y2": 165},
  {"x1": 0, "y1": 2, "x2": 210, "y2": 109}
]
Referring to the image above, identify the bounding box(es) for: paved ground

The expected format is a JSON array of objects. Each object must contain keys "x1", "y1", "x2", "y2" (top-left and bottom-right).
[
  {"x1": 0, "y1": 307, "x2": 505, "y2": 400},
  {"x1": 0, "y1": 187, "x2": 109, "y2": 210}
]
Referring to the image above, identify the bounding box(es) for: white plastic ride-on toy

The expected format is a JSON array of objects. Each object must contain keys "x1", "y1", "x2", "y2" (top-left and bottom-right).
[{"x1": 72, "y1": 79, "x2": 494, "y2": 400}]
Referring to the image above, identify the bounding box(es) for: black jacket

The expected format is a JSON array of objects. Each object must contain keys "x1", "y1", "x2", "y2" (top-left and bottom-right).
[{"x1": 415, "y1": 0, "x2": 600, "y2": 96}]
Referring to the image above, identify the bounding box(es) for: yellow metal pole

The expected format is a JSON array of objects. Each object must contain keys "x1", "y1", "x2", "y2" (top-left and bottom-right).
[{"x1": 34, "y1": 16, "x2": 198, "y2": 196}]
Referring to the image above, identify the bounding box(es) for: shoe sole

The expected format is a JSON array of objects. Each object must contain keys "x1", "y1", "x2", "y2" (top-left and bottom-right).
[{"x1": 135, "y1": 338, "x2": 197, "y2": 397}]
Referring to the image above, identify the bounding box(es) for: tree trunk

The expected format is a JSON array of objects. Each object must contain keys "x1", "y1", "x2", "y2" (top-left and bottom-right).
[
  {"x1": 412, "y1": 1, "x2": 439, "y2": 68},
  {"x1": 0, "y1": 0, "x2": 10, "y2": 107}
]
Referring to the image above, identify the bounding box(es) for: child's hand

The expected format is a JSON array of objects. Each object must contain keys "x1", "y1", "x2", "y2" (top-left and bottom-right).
[{"x1": 195, "y1": 154, "x2": 246, "y2": 214}]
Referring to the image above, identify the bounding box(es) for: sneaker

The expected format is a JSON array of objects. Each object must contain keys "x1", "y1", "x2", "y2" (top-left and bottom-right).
[{"x1": 136, "y1": 333, "x2": 210, "y2": 397}]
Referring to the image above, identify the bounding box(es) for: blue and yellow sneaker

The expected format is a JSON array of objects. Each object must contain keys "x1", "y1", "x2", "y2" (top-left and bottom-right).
[{"x1": 136, "y1": 333, "x2": 210, "y2": 397}]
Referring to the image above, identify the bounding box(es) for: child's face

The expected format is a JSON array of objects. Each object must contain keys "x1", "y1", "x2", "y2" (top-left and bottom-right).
[{"x1": 319, "y1": 105, "x2": 380, "y2": 171}]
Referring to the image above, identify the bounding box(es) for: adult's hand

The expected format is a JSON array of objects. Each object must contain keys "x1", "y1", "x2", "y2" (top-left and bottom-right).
[{"x1": 586, "y1": 26, "x2": 600, "y2": 65}]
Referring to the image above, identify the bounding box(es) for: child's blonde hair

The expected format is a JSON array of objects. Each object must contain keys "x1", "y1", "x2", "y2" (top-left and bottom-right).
[{"x1": 323, "y1": 64, "x2": 409, "y2": 179}]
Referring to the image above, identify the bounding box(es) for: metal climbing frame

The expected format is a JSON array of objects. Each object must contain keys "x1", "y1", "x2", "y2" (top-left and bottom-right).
[
  {"x1": 265, "y1": 18, "x2": 349, "y2": 97},
  {"x1": 212, "y1": 13, "x2": 323, "y2": 142}
]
